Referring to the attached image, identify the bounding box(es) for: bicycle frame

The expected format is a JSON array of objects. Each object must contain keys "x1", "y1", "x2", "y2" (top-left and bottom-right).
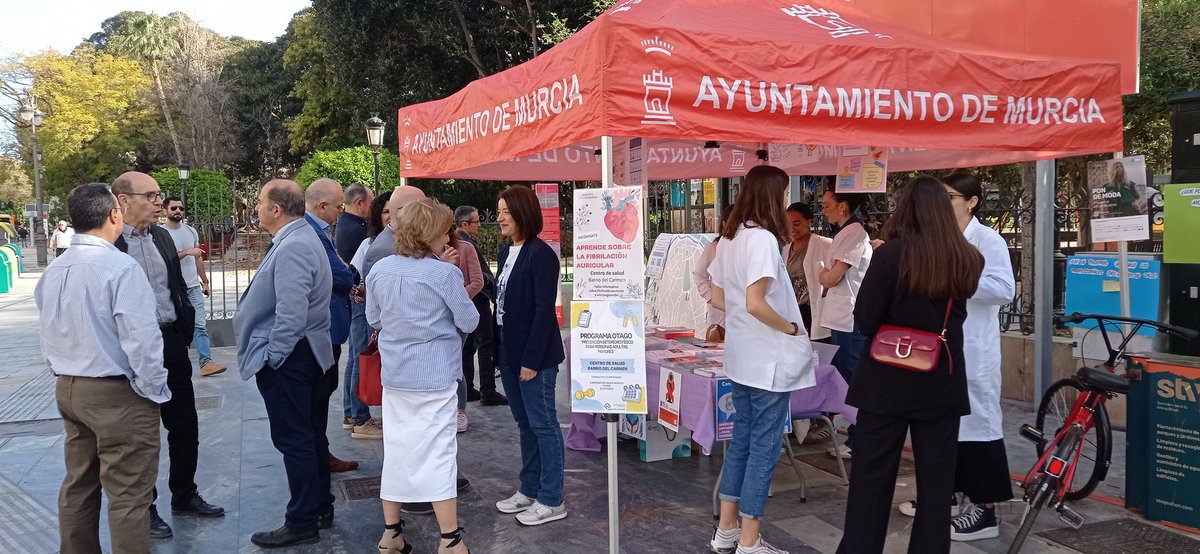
[{"x1": 1022, "y1": 390, "x2": 1105, "y2": 501}]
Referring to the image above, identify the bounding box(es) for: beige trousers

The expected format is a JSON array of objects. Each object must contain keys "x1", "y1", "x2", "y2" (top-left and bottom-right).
[{"x1": 56, "y1": 375, "x2": 161, "y2": 554}]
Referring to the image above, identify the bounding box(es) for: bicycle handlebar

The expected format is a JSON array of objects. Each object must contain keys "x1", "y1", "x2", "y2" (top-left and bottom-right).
[{"x1": 1055, "y1": 312, "x2": 1199, "y2": 342}]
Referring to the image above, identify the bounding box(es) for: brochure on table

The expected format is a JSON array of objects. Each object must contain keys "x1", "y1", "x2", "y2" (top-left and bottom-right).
[
  {"x1": 570, "y1": 185, "x2": 647, "y2": 415},
  {"x1": 658, "y1": 369, "x2": 683, "y2": 432}
]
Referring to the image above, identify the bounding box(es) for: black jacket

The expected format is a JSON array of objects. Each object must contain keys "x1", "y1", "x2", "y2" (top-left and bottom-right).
[
  {"x1": 496, "y1": 236, "x2": 564, "y2": 371},
  {"x1": 845, "y1": 237, "x2": 975, "y2": 421},
  {"x1": 116, "y1": 226, "x2": 196, "y2": 341}
]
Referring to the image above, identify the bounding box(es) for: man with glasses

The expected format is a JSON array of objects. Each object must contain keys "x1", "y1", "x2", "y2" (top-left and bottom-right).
[
  {"x1": 454, "y1": 205, "x2": 506, "y2": 406},
  {"x1": 161, "y1": 197, "x2": 226, "y2": 377},
  {"x1": 112, "y1": 172, "x2": 225, "y2": 539}
]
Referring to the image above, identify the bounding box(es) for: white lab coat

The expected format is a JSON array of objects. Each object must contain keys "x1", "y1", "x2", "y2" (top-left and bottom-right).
[
  {"x1": 959, "y1": 218, "x2": 1016, "y2": 442},
  {"x1": 784, "y1": 236, "x2": 833, "y2": 341}
]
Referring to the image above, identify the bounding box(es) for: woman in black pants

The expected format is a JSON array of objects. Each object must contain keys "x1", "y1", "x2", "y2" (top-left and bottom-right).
[{"x1": 835, "y1": 176, "x2": 983, "y2": 554}]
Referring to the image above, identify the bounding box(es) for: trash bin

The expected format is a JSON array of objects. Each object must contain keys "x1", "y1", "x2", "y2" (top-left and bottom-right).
[
  {"x1": 0, "y1": 244, "x2": 20, "y2": 274},
  {"x1": 0, "y1": 248, "x2": 12, "y2": 294},
  {"x1": 1126, "y1": 353, "x2": 1200, "y2": 529}
]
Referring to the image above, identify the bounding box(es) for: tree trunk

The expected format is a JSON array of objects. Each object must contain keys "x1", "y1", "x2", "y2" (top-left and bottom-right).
[
  {"x1": 526, "y1": 0, "x2": 538, "y2": 56},
  {"x1": 150, "y1": 56, "x2": 184, "y2": 164},
  {"x1": 450, "y1": 0, "x2": 488, "y2": 78},
  {"x1": 1019, "y1": 161, "x2": 1036, "y2": 334}
]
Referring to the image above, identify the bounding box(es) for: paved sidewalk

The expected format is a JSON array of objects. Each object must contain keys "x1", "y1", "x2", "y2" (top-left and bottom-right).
[{"x1": 0, "y1": 269, "x2": 1197, "y2": 553}]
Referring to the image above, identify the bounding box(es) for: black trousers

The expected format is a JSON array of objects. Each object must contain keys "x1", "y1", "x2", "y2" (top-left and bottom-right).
[
  {"x1": 462, "y1": 294, "x2": 498, "y2": 394},
  {"x1": 954, "y1": 439, "x2": 1014, "y2": 504},
  {"x1": 837, "y1": 410, "x2": 960, "y2": 554},
  {"x1": 155, "y1": 324, "x2": 199, "y2": 505},
  {"x1": 256, "y1": 339, "x2": 333, "y2": 531}
]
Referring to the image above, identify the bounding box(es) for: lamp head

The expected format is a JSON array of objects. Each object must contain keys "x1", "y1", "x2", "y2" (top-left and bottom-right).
[{"x1": 365, "y1": 116, "x2": 385, "y2": 147}]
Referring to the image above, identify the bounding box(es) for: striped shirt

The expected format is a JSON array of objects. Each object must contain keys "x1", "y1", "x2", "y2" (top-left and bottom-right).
[
  {"x1": 365, "y1": 254, "x2": 480, "y2": 391},
  {"x1": 34, "y1": 234, "x2": 171, "y2": 403}
]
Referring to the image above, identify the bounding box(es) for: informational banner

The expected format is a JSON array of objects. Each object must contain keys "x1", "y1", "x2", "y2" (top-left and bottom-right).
[
  {"x1": 535, "y1": 183, "x2": 563, "y2": 326},
  {"x1": 658, "y1": 369, "x2": 682, "y2": 432},
  {"x1": 573, "y1": 186, "x2": 645, "y2": 300},
  {"x1": 1088, "y1": 156, "x2": 1149, "y2": 243},
  {"x1": 835, "y1": 146, "x2": 888, "y2": 193},
  {"x1": 570, "y1": 300, "x2": 647, "y2": 414},
  {"x1": 715, "y1": 378, "x2": 735, "y2": 441},
  {"x1": 1163, "y1": 185, "x2": 1200, "y2": 264},
  {"x1": 1064, "y1": 254, "x2": 1161, "y2": 337}
]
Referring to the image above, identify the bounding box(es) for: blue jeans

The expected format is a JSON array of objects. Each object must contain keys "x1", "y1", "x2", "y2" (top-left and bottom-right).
[
  {"x1": 342, "y1": 302, "x2": 373, "y2": 425},
  {"x1": 718, "y1": 382, "x2": 790, "y2": 519},
  {"x1": 829, "y1": 328, "x2": 867, "y2": 449},
  {"x1": 186, "y1": 286, "x2": 212, "y2": 366},
  {"x1": 497, "y1": 338, "x2": 565, "y2": 507}
]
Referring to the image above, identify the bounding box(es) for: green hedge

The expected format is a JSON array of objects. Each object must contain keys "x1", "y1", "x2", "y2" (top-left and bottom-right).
[
  {"x1": 152, "y1": 167, "x2": 234, "y2": 224},
  {"x1": 295, "y1": 146, "x2": 401, "y2": 191}
]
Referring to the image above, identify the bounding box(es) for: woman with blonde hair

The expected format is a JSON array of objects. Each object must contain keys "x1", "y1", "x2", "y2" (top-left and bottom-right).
[{"x1": 367, "y1": 199, "x2": 479, "y2": 554}]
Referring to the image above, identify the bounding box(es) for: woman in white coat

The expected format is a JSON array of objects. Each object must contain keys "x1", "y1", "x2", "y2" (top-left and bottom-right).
[{"x1": 914, "y1": 173, "x2": 1015, "y2": 542}]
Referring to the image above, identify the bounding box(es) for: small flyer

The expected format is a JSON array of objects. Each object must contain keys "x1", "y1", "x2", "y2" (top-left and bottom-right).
[
  {"x1": 645, "y1": 233, "x2": 676, "y2": 279},
  {"x1": 835, "y1": 146, "x2": 887, "y2": 193},
  {"x1": 658, "y1": 369, "x2": 683, "y2": 432},
  {"x1": 715, "y1": 378, "x2": 735, "y2": 441},
  {"x1": 628, "y1": 138, "x2": 646, "y2": 189},
  {"x1": 573, "y1": 186, "x2": 645, "y2": 300},
  {"x1": 570, "y1": 300, "x2": 647, "y2": 414},
  {"x1": 1088, "y1": 156, "x2": 1150, "y2": 243}
]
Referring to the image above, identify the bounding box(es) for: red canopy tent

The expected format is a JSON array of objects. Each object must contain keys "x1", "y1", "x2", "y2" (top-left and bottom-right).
[{"x1": 396, "y1": 0, "x2": 1123, "y2": 181}]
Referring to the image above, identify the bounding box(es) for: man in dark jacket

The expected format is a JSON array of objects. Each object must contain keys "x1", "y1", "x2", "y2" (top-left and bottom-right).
[
  {"x1": 305, "y1": 178, "x2": 360, "y2": 476},
  {"x1": 112, "y1": 172, "x2": 224, "y2": 539},
  {"x1": 454, "y1": 205, "x2": 507, "y2": 406}
]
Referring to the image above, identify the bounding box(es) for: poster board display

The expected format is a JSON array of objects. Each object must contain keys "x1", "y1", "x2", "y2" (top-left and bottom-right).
[
  {"x1": 570, "y1": 301, "x2": 647, "y2": 414},
  {"x1": 572, "y1": 186, "x2": 645, "y2": 300},
  {"x1": 1163, "y1": 184, "x2": 1200, "y2": 264},
  {"x1": 835, "y1": 146, "x2": 887, "y2": 193},
  {"x1": 1088, "y1": 156, "x2": 1150, "y2": 243},
  {"x1": 1063, "y1": 254, "x2": 1161, "y2": 338},
  {"x1": 536, "y1": 183, "x2": 564, "y2": 325},
  {"x1": 658, "y1": 369, "x2": 682, "y2": 432}
]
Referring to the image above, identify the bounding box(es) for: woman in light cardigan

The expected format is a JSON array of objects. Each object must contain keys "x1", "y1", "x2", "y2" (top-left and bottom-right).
[{"x1": 367, "y1": 200, "x2": 478, "y2": 554}]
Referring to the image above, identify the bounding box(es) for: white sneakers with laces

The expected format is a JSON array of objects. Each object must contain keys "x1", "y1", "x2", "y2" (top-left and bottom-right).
[
  {"x1": 495, "y1": 491, "x2": 534, "y2": 514},
  {"x1": 514, "y1": 501, "x2": 567, "y2": 526},
  {"x1": 710, "y1": 526, "x2": 739, "y2": 554},
  {"x1": 735, "y1": 537, "x2": 790, "y2": 554}
]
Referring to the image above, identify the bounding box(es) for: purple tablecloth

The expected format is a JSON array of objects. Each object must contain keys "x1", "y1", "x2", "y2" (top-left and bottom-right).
[{"x1": 567, "y1": 360, "x2": 857, "y2": 455}]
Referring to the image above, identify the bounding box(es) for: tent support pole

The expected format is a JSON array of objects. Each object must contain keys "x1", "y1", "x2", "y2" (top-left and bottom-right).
[
  {"x1": 598, "y1": 135, "x2": 620, "y2": 554},
  {"x1": 1033, "y1": 159, "x2": 1055, "y2": 408}
]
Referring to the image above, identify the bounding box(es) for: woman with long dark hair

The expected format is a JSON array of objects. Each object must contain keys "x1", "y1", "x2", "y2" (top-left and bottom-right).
[
  {"x1": 706, "y1": 165, "x2": 815, "y2": 554},
  {"x1": 492, "y1": 185, "x2": 568, "y2": 526},
  {"x1": 836, "y1": 176, "x2": 983, "y2": 554},
  {"x1": 818, "y1": 190, "x2": 872, "y2": 458}
]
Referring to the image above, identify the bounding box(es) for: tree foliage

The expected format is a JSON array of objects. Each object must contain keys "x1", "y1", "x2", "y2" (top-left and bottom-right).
[
  {"x1": 111, "y1": 13, "x2": 185, "y2": 163},
  {"x1": 294, "y1": 146, "x2": 401, "y2": 191},
  {"x1": 1124, "y1": 0, "x2": 1200, "y2": 173}
]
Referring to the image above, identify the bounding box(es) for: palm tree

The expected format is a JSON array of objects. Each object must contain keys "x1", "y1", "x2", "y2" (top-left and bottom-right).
[{"x1": 114, "y1": 14, "x2": 183, "y2": 163}]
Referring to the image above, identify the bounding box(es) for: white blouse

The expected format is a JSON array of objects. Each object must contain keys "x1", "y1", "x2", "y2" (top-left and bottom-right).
[
  {"x1": 709, "y1": 224, "x2": 815, "y2": 393},
  {"x1": 818, "y1": 221, "x2": 872, "y2": 333}
]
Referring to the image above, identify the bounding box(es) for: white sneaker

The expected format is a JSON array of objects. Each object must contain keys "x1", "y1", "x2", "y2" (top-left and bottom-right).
[
  {"x1": 898, "y1": 495, "x2": 964, "y2": 518},
  {"x1": 710, "y1": 525, "x2": 739, "y2": 554},
  {"x1": 515, "y1": 501, "x2": 567, "y2": 526},
  {"x1": 457, "y1": 410, "x2": 468, "y2": 433},
  {"x1": 735, "y1": 537, "x2": 790, "y2": 554},
  {"x1": 826, "y1": 445, "x2": 851, "y2": 459},
  {"x1": 495, "y1": 492, "x2": 535, "y2": 514}
]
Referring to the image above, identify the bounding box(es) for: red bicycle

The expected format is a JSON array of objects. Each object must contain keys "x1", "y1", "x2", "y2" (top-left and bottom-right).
[{"x1": 1007, "y1": 313, "x2": 1198, "y2": 554}]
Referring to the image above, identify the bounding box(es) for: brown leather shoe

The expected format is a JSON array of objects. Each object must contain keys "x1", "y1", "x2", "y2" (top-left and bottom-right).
[
  {"x1": 200, "y1": 360, "x2": 227, "y2": 377},
  {"x1": 330, "y1": 455, "x2": 359, "y2": 473}
]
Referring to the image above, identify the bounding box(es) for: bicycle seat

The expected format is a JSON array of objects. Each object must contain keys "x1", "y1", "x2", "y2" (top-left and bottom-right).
[{"x1": 1076, "y1": 366, "x2": 1130, "y2": 394}]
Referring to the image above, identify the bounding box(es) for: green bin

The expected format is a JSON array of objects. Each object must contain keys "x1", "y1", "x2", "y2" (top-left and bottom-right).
[
  {"x1": 0, "y1": 249, "x2": 11, "y2": 294},
  {"x1": 0, "y1": 244, "x2": 20, "y2": 274},
  {"x1": 1127, "y1": 353, "x2": 1200, "y2": 530}
]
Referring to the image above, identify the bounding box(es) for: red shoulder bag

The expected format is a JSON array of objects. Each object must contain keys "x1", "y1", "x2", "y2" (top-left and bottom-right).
[{"x1": 868, "y1": 299, "x2": 953, "y2": 374}]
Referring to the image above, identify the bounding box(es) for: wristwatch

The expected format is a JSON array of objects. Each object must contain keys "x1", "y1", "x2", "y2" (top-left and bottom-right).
[{"x1": 789, "y1": 322, "x2": 800, "y2": 336}]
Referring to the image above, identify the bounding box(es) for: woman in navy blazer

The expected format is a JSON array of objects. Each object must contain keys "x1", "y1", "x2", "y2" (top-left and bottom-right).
[{"x1": 492, "y1": 186, "x2": 568, "y2": 526}]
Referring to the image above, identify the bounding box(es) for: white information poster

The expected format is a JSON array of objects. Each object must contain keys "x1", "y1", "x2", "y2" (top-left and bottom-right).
[
  {"x1": 658, "y1": 369, "x2": 682, "y2": 432},
  {"x1": 644, "y1": 233, "x2": 676, "y2": 280},
  {"x1": 1089, "y1": 155, "x2": 1150, "y2": 243},
  {"x1": 573, "y1": 186, "x2": 645, "y2": 300},
  {"x1": 570, "y1": 300, "x2": 647, "y2": 414}
]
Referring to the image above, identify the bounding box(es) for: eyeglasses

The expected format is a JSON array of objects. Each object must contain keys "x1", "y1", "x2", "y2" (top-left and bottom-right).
[
  {"x1": 946, "y1": 192, "x2": 966, "y2": 200},
  {"x1": 132, "y1": 191, "x2": 165, "y2": 202},
  {"x1": 167, "y1": 206, "x2": 185, "y2": 212}
]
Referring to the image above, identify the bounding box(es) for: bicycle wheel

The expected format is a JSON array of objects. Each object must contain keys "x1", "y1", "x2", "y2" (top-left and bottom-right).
[
  {"x1": 1036, "y1": 378, "x2": 1111, "y2": 501},
  {"x1": 1008, "y1": 477, "x2": 1053, "y2": 554}
]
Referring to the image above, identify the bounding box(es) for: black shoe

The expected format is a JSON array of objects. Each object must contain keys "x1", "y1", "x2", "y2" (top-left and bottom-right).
[
  {"x1": 149, "y1": 505, "x2": 173, "y2": 539},
  {"x1": 467, "y1": 388, "x2": 482, "y2": 402},
  {"x1": 318, "y1": 507, "x2": 334, "y2": 529},
  {"x1": 172, "y1": 493, "x2": 225, "y2": 517},
  {"x1": 250, "y1": 525, "x2": 320, "y2": 548},
  {"x1": 951, "y1": 504, "x2": 1000, "y2": 542},
  {"x1": 400, "y1": 502, "x2": 434, "y2": 516},
  {"x1": 480, "y1": 391, "x2": 509, "y2": 406},
  {"x1": 457, "y1": 476, "x2": 470, "y2": 491}
]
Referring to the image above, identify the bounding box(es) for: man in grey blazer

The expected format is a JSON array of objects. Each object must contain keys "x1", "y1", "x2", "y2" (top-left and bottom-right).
[{"x1": 233, "y1": 179, "x2": 334, "y2": 548}]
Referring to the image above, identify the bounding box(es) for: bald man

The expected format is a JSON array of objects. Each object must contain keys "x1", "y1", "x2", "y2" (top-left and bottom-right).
[
  {"x1": 234, "y1": 179, "x2": 334, "y2": 547},
  {"x1": 303, "y1": 179, "x2": 361, "y2": 472},
  {"x1": 112, "y1": 172, "x2": 224, "y2": 540},
  {"x1": 360, "y1": 186, "x2": 457, "y2": 279}
]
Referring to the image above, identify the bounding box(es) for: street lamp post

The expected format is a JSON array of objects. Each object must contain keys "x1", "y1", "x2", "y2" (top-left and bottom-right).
[
  {"x1": 365, "y1": 116, "x2": 385, "y2": 195},
  {"x1": 178, "y1": 163, "x2": 190, "y2": 208},
  {"x1": 17, "y1": 96, "x2": 47, "y2": 266}
]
